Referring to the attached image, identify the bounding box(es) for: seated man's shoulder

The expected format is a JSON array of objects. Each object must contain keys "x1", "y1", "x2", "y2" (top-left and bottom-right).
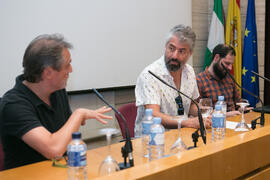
[
  {"x1": 139, "y1": 60, "x2": 162, "y2": 78},
  {"x1": 1, "y1": 89, "x2": 34, "y2": 113},
  {"x1": 196, "y1": 71, "x2": 203, "y2": 78},
  {"x1": 184, "y1": 63, "x2": 196, "y2": 72},
  {"x1": 185, "y1": 63, "x2": 193, "y2": 69},
  {"x1": 183, "y1": 64, "x2": 197, "y2": 78},
  {"x1": 2, "y1": 89, "x2": 27, "y2": 103},
  {"x1": 196, "y1": 69, "x2": 207, "y2": 79}
]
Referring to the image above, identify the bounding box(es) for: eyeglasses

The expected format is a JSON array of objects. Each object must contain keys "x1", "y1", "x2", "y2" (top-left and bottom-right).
[
  {"x1": 52, "y1": 156, "x2": 68, "y2": 168},
  {"x1": 175, "y1": 95, "x2": 184, "y2": 115}
]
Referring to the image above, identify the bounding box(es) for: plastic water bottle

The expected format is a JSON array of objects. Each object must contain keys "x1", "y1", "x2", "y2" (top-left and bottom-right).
[
  {"x1": 212, "y1": 105, "x2": 225, "y2": 142},
  {"x1": 216, "y1": 95, "x2": 227, "y2": 134},
  {"x1": 67, "y1": 132, "x2": 87, "y2": 180},
  {"x1": 149, "y1": 117, "x2": 165, "y2": 161},
  {"x1": 216, "y1": 96, "x2": 227, "y2": 115},
  {"x1": 142, "y1": 109, "x2": 153, "y2": 158}
]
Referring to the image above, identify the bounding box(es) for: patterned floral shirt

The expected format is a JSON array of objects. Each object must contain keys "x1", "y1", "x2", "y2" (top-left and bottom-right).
[{"x1": 134, "y1": 56, "x2": 199, "y2": 135}]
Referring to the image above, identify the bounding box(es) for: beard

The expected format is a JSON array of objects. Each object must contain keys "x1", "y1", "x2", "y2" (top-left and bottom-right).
[
  {"x1": 213, "y1": 61, "x2": 227, "y2": 79},
  {"x1": 165, "y1": 58, "x2": 181, "y2": 72}
]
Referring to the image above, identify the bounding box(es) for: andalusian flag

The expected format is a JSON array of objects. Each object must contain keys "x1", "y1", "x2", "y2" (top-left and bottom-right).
[
  {"x1": 242, "y1": 0, "x2": 259, "y2": 107},
  {"x1": 225, "y1": 0, "x2": 242, "y2": 89},
  {"x1": 203, "y1": 0, "x2": 224, "y2": 69}
]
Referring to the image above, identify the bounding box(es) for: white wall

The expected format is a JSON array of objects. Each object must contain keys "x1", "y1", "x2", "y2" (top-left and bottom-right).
[
  {"x1": 0, "y1": 0, "x2": 192, "y2": 139},
  {"x1": 68, "y1": 92, "x2": 118, "y2": 140},
  {"x1": 0, "y1": 0, "x2": 192, "y2": 96}
]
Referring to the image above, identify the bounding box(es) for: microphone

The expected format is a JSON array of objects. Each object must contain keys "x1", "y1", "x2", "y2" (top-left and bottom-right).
[
  {"x1": 251, "y1": 71, "x2": 270, "y2": 83},
  {"x1": 221, "y1": 64, "x2": 264, "y2": 128},
  {"x1": 148, "y1": 70, "x2": 206, "y2": 145},
  {"x1": 93, "y1": 88, "x2": 134, "y2": 169}
]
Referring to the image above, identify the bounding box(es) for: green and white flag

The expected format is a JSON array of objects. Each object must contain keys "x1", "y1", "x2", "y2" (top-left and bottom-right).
[{"x1": 203, "y1": 0, "x2": 225, "y2": 69}]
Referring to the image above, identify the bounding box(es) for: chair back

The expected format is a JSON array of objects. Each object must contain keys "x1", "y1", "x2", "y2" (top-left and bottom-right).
[{"x1": 115, "y1": 102, "x2": 137, "y2": 138}]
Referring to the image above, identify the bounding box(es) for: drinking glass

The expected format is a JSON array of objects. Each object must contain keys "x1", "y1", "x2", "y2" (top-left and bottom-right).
[
  {"x1": 99, "y1": 128, "x2": 120, "y2": 176},
  {"x1": 235, "y1": 99, "x2": 250, "y2": 132},
  {"x1": 199, "y1": 98, "x2": 213, "y2": 133},
  {"x1": 170, "y1": 115, "x2": 187, "y2": 155}
]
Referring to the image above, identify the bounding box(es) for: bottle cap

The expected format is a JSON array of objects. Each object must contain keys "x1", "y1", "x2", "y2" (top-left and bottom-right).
[
  {"x1": 215, "y1": 104, "x2": 222, "y2": 111},
  {"x1": 72, "y1": 132, "x2": 81, "y2": 139},
  {"x1": 145, "y1": 109, "x2": 153, "y2": 116},
  {"x1": 153, "y1": 117, "x2": 161, "y2": 124},
  {"x1": 218, "y1": 96, "x2": 224, "y2": 101}
]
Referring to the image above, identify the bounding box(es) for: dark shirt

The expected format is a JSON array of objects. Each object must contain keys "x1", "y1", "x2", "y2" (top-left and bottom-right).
[
  {"x1": 0, "y1": 75, "x2": 72, "y2": 170},
  {"x1": 196, "y1": 68, "x2": 241, "y2": 111}
]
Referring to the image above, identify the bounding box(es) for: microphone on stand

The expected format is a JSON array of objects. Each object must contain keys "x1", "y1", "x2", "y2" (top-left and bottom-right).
[
  {"x1": 221, "y1": 64, "x2": 264, "y2": 129},
  {"x1": 251, "y1": 71, "x2": 270, "y2": 83},
  {"x1": 251, "y1": 70, "x2": 270, "y2": 123},
  {"x1": 148, "y1": 70, "x2": 206, "y2": 145},
  {"x1": 93, "y1": 89, "x2": 134, "y2": 169}
]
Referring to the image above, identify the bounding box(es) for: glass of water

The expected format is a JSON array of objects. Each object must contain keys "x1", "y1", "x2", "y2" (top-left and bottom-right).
[
  {"x1": 99, "y1": 128, "x2": 120, "y2": 176},
  {"x1": 199, "y1": 98, "x2": 213, "y2": 133},
  {"x1": 170, "y1": 115, "x2": 187, "y2": 155},
  {"x1": 235, "y1": 99, "x2": 250, "y2": 132}
]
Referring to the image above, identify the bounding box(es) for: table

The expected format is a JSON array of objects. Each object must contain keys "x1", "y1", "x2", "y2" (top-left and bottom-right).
[{"x1": 1, "y1": 112, "x2": 270, "y2": 180}]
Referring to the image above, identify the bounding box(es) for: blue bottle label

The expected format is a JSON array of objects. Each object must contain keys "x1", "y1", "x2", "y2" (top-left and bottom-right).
[
  {"x1": 212, "y1": 116, "x2": 225, "y2": 128},
  {"x1": 142, "y1": 122, "x2": 152, "y2": 135},
  {"x1": 68, "y1": 150, "x2": 87, "y2": 167}
]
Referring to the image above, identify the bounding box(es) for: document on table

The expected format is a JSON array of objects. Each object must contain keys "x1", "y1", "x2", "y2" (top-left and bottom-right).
[{"x1": 226, "y1": 121, "x2": 251, "y2": 129}]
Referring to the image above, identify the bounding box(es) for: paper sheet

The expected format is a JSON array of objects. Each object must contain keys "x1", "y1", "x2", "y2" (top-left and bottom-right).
[{"x1": 226, "y1": 121, "x2": 251, "y2": 129}]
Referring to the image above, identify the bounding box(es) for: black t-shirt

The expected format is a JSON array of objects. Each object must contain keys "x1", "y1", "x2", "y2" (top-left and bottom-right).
[{"x1": 0, "y1": 75, "x2": 72, "y2": 170}]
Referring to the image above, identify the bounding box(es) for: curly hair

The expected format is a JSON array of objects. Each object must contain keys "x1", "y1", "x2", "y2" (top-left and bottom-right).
[{"x1": 165, "y1": 24, "x2": 196, "y2": 52}]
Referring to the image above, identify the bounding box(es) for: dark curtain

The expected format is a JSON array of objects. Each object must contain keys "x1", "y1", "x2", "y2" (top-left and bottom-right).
[{"x1": 264, "y1": 0, "x2": 270, "y2": 105}]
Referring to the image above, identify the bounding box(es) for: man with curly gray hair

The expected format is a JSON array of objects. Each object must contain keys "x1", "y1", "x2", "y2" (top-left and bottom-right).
[{"x1": 135, "y1": 24, "x2": 211, "y2": 136}]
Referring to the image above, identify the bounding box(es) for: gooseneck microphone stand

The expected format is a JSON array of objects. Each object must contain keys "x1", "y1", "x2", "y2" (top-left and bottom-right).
[
  {"x1": 93, "y1": 89, "x2": 134, "y2": 169},
  {"x1": 251, "y1": 71, "x2": 270, "y2": 83},
  {"x1": 221, "y1": 64, "x2": 264, "y2": 129},
  {"x1": 148, "y1": 70, "x2": 206, "y2": 146}
]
